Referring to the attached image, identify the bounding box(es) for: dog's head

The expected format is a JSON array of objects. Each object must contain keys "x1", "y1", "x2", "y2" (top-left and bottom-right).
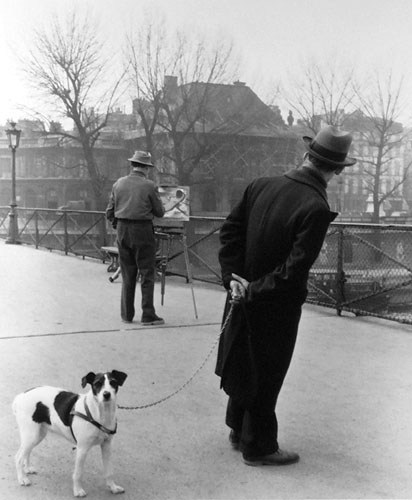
[{"x1": 81, "y1": 370, "x2": 127, "y2": 404}]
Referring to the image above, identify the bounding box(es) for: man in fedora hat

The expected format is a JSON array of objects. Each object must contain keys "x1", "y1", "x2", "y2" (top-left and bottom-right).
[
  {"x1": 106, "y1": 151, "x2": 165, "y2": 325},
  {"x1": 216, "y1": 125, "x2": 356, "y2": 466}
]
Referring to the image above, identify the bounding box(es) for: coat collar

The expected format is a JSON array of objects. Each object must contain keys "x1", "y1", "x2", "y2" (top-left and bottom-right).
[
  {"x1": 129, "y1": 171, "x2": 147, "y2": 179},
  {"x1": 284, "y1": 167, "x2": 328, "y2": 204},
  {"x1": 284, "y1": 167, "x2": 338, "y2": 221}
]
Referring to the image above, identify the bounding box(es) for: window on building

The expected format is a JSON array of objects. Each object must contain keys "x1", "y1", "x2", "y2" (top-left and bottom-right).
[
  {"x1": 0, "y1": 157, "x2": 9, "y2": 178},
  {"x1": 46, "y1": 189, "x2": 58, "y2": 209},
  {"x1": 25, "y1": 189, "x2": 36, "y2": 208},
  {"x1": 202, "y1": 188, "x2": 216, "y2": 212}
]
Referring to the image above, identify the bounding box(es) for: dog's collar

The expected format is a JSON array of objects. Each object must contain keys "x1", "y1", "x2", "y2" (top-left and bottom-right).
[{"x1": 70, "y1": 400, "x2": 117, "y2": 442}]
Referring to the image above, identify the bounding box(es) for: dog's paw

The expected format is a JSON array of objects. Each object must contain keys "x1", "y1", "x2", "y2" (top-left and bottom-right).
[
  {"x1": 73, "y1": 487, "x2": 87, "y2": 497},
  {"x1": 109, "y1": 483, "x2": 125, "y2": 494},
  {"x1": 18, "y1": 476, "x2": 32, "y2": 486},
  {"x1": 24, "y1": 466, "x2": 37, "y2": 475}
]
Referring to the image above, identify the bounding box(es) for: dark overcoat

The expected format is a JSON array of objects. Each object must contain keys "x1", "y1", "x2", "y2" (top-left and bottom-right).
[{"x1": 215, "y1": 167, "x2": 337, "y2": 404}]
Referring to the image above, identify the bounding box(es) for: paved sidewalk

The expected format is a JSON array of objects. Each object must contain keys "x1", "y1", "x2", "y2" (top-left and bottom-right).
[{"x1": 1, "y1": 241, "x2": 412, "y2": 499}]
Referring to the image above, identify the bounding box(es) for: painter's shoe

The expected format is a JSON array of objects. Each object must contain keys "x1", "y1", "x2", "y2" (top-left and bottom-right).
[
  {"x1": 243, "y1": 449, "x2": 300, "y2": 466},
  {"x1": 141, "y1": 315, "x2": 165, "y2": 326}
]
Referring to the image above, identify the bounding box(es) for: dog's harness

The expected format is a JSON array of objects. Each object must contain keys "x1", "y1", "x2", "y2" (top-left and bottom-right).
[{"x1": 70, "y1": 400, "x2": 117, "y2": 443}]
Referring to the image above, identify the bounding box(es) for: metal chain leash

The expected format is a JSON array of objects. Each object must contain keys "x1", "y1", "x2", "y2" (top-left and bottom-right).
[{"x1": 118, "y1": 299, "x2": 236, "y2": 411}]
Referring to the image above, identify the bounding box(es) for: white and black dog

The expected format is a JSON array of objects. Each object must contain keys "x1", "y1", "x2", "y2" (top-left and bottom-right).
[{"x1": 12, "y1": 370, "x2": 127, "y2": 497}]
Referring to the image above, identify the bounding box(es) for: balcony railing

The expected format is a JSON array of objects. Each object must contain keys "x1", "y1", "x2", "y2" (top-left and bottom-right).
[{"x1": 1, "y1": 206, "x2": 412, "y2": 325}]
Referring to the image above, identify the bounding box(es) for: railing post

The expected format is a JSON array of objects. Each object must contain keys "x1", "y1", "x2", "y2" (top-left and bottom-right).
[
  {"x1": 64, "y1": 211, "x2": 69, "y2": 255},
  {"x1": 336, "y1": 227, "x2": 346, "y2": 316},
  {"x1": 35, "y1": 210, "x2": 39, "y2": 248},
  {"x1": 100, "y1": 214, "x2": 108, "y2": 247}
]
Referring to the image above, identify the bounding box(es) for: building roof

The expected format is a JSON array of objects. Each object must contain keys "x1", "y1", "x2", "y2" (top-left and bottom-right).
[
  {"x1": 343, "y1": 109, "x2": 403, "y2": 135},
  {"x1": 165, "y1": 80, "x2": 292, "y2": 138}
]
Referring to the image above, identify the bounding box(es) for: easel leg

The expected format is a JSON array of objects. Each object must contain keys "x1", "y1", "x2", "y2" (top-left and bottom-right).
[
  {"x1": 160, "y1": 260, "x2": 166, "y2": 305},
  {"x1": 181, "y1": 234, "x2": 198, "y2": 319}
]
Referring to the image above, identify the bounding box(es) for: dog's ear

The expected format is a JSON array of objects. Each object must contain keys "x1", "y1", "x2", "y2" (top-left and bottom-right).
[
  {"x1": 111, "y1": 370, "x2": 127, "y2": 386},
  {"x1": 81, "y1": 372, "x2": 96, "y2": 388}
]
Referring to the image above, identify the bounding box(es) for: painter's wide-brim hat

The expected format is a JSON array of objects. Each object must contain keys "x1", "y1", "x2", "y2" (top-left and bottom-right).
[
  {"x1": 128, "y1": 150, "x2": 154, "y2": 167},
  {"x1": 303, "y1": 125, "x2": 357, "y2": 168}
]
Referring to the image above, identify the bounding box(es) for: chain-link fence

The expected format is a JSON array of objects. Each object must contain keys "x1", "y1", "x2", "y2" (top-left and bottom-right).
[
  {"x1": 306, "y1": 223, "x2": 412, "y2": 323},
  {"x1": 159, "y1": 219, "x2": 412, "y2": 324},
  {"x1": 2, "y1": 207, "x2": 412, "y2": 324}
]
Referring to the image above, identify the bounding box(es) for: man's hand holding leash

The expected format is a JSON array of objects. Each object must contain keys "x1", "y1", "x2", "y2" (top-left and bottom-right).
[{"x1": 230, "y1": 273, "x2": 250, "y2": 301}]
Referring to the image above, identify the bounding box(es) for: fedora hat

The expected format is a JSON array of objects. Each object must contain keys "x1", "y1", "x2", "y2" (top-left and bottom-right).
[
  {"x1": 303, "y1": 125, "x2": 356, "y2": 168},
  {"x1": 128, "y1": 150, "x2": 154, "y2": 167}
]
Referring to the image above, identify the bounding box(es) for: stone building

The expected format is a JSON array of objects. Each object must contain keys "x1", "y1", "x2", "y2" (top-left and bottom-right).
[
  {"x1": 125, "y1": 79, "x2": 299, "y2": 215},
  {"x1": 0, "y1": 118, "x2": 129, "y2": 210},
  {"x1": 0, "y1": 83, "x2": 299, "y2": 216},
  {"x1": 343, "y1": 110, "x2": 407, "y2": 218}
]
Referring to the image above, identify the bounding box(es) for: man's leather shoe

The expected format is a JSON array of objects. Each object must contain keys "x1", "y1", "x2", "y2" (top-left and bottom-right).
[
  {"x1": 229, "y1": 430, "x2": 240, "y2": 450},
  {"x1": 243, "y1": 449, "x2": 300, "y2": 466},
  {"x1": 141, "y1": 315, "x2": 165, "y2": 326}
]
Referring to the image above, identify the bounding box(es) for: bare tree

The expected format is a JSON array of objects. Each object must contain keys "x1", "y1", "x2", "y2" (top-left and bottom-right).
[
  {"x1": 282, "y1": 61, "x2": 411, "y2": 222},
  {"x1": 24, "y1": 11, "x2": 125, "y2": 209},
  {"x1": 124, "y1": 17, "x2": 247, "y2": 185},
  {"x1": 124, "y1": 17, "x2": 168, "y2": 161},
  {"x1": 282, "y1": 57, "x2": 356, "y2": 134},
  {"x1": 352, "y1": 71, "x2": 410, "y2": 222}
]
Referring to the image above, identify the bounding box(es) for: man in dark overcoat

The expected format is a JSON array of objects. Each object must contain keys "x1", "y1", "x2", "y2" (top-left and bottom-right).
[{"x1": 216, "y1": 125, "x2": 357, "y2": 466}]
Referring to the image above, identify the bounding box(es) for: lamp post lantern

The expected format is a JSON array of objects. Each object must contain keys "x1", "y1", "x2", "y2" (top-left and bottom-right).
[{"x1": 5, "y1": 121, "x2": 22, "y2": 245}]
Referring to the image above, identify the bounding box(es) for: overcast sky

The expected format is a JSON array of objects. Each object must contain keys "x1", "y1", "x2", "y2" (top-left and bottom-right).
[{"x1": 1, "y1": 0, "x2": 412, "y2": 126}]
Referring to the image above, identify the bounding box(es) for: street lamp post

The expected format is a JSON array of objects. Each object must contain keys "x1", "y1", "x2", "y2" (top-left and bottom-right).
[{"x1": 5, "y1": 121, "x2": 22, "y2": 245}]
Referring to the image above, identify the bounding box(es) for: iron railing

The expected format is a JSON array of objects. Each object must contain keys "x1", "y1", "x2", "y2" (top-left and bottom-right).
[
  {"x1": 1, "y1": 206, "x2": 412, "y2": 324},
  {"x1": 0, "y1": 207, "x2": 111, "y2": 257}
]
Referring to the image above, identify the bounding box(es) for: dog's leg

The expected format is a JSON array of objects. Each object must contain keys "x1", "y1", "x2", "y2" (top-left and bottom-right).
[
  {"x1": 23, "y1": 426, "x2": 47, "y2": 475},
  {"x1": 72, "y1": 445, "x2": 90, "y2": 497},
  {"x1": 101, "y1": 440, "x2": 124, "y2": 494},
  {"x1": 15, "y1": 423, "x2": 46, "y2": 486}
]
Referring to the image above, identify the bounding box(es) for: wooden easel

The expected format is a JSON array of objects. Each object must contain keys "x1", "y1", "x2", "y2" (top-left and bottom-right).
[{"x1": 155, "y1": 221, "x2": 198, "y2": 319}]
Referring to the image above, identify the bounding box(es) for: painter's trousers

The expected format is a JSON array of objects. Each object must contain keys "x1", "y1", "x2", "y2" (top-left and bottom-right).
[{"x1": 116, "y1": 220, "x2": 156, "y2": 322}]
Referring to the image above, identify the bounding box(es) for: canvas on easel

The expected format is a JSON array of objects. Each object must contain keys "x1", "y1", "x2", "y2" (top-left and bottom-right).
[
  {"x1": 153, "y1": 186, "x2": 197, "y2": 317},
  {"x1": 156, "y1": 185, "x2": 190, "y2": 223}
]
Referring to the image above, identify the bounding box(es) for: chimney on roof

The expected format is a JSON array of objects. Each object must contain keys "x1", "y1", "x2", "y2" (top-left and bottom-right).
[
  {"x1": 164, "y1": 75, "x2": 178, "y2": 101},
  {"x1": 233, "y1": 80, "x2": 246, "y2": 86}
]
